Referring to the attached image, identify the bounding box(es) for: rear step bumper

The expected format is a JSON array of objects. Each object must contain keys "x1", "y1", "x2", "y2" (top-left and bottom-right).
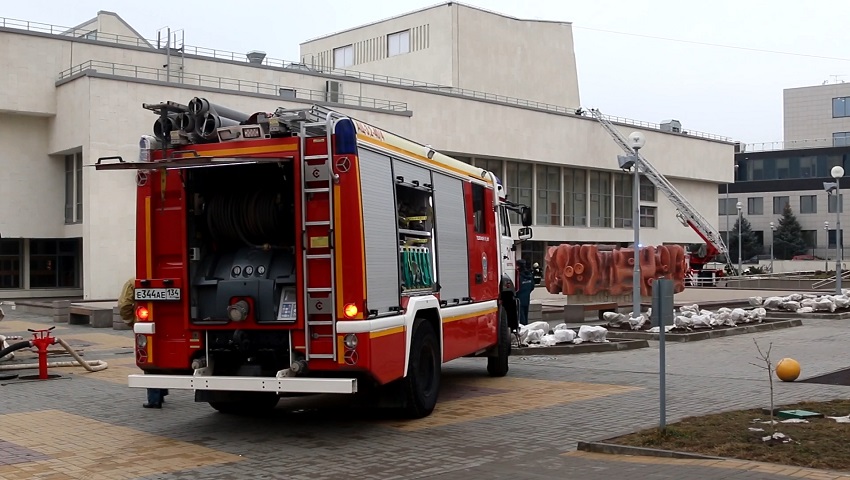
[{"x1": 128, "y1": 374, "x2": 358, "y2": 394}]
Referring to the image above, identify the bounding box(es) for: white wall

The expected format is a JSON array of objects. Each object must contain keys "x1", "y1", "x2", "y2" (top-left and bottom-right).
[{"x1": 784, "y1": 84, "x2": 850, "y2": 142}]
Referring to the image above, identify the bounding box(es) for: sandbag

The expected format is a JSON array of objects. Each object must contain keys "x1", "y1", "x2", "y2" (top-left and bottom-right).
[
  {"x1": 553, "y1": 328, "x2": 577, "y2": 343},
  {"x1": 577, "y1": 325, "x2": 609, "y2": 343}
]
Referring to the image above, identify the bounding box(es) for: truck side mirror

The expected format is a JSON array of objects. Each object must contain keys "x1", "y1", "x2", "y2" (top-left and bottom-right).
[
  {"x1": 518, "y1": 227, "x2": 532, "y2": 241},
  {"x1": 520, "y1": 206, "x2": 532, "y2": 227}
]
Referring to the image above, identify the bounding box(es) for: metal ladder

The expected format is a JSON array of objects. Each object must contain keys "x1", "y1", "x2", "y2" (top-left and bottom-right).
[
  {"x1": 297, "y1": 107, "x2": 347, "y2": 361},
  {"x1": 589, "y1": 108, "x2": 734, "y2": 273}
]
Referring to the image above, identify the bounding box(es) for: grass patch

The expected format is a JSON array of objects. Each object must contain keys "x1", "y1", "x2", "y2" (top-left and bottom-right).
[{"x1": 607, "y1": 399, "x2": 850, "y2": 470}]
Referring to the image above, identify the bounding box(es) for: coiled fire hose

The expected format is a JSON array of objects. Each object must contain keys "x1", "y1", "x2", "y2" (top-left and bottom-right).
[{"x1": 0, "y1": 337, "x2": 108, "y2": 373}]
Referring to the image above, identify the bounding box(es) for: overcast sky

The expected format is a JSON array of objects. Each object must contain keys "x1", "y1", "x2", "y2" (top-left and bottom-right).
[{"x1": 4, "y1": 0, "x2": 849, "y2": 144}]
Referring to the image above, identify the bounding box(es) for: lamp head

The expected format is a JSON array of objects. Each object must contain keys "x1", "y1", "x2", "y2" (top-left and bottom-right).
[
  {"x1": 832, "y1": 165, "x2": 845, "y2": 179},
  {"x1": 736, "y1": 201, "x2": 742, "y2": 211},
  {"x1": 628, "y1": 132, "x2": 646, "y2": 150}
]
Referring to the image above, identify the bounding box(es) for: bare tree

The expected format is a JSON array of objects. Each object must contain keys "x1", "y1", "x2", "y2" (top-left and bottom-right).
[{"x1": 750, "y1": 338, "x2": 775, "y2": 432}]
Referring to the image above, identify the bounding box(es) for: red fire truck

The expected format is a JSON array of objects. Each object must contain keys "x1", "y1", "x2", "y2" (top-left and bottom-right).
[{"x1": 96, "y1": 98, "x2": 533, "y2": 418}]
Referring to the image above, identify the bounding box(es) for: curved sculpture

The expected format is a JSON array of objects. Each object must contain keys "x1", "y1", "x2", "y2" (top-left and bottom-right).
[{"x1": 543, "y1": 244, "x2": 687, "y2": 296}]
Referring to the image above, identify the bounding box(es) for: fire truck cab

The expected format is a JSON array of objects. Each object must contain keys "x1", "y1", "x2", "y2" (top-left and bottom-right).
[{"x1": 96, "y1": 99, "x2": 533, "y2": 418}]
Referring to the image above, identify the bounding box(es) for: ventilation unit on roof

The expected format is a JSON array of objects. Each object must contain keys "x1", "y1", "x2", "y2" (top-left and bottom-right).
[
  {"x1": 246, "y1": 50, "x2": 267, "y2": 64},
  {"x1": 660, "y1": 119, "x2": 682, "y2": 133}
]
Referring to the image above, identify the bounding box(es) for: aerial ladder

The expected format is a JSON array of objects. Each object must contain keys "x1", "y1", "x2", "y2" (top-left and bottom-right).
[{"x1": 589, "y1": 108, "x2": 736, "y2": 284}]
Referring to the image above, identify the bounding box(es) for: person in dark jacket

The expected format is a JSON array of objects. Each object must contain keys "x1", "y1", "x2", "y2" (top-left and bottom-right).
[{"x1": 516, "y1": 260, "x2": 535, "y2": 326}]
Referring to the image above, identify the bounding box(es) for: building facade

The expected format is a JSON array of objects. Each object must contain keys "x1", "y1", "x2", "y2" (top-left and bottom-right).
[
  {"x1": 0, "y1": 3, "x2": 735, "y2": 300},
  {"x1": 720, "y1": 82, "x2": 850, "y2": 262}
]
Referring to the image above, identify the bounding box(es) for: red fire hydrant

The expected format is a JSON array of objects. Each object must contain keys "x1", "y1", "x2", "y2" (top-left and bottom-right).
[{"x1": 28, "y1": 327, "x2": 57, "y2": 380}]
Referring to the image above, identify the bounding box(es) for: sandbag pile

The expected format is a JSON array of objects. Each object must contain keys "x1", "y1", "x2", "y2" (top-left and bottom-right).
[
  {"x1": 751, "y1": 291, "x2": 850, "y2": 314},
  {"x1": 517, "y1": 322, "x2": 609, "y2": 348},
  {"x1": 604, "y1": 303, "x2": 768, "y2": 331}
]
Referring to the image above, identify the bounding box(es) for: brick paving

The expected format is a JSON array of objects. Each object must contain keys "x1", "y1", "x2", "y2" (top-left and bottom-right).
[{"x1": 1, "y1": 306, "x2": 850, "y2": 479}]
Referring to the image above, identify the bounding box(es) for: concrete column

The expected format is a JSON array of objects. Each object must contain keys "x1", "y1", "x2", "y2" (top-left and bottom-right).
[{"x1": 52, "y1": 300, "x2": 70, "y2": 323}]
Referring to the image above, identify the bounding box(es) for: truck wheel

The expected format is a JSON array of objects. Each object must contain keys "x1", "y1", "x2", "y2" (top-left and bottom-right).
[
  {"x1": 487, "y1": 307, "x2": 510, "y2": 377},
  {"x1": 208, "y1": 392, "x2": 279, "y2": 415},
  {"x1": 400, "y1": 321, "x2": 441, "y2": 419}
]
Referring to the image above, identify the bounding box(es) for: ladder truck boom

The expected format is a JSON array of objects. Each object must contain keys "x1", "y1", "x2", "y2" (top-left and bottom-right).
[{"x1": 589, "y1": 108, "x2": 735, "y2": 276}]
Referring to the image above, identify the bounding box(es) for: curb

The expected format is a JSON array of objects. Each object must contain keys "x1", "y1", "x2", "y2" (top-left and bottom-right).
[
  {"x1": 605, "y1": 319, "x2": 803, "y2": 343},
  {"x1": 511, "y1": 338, "x2": 649, "y2": 356},
  {"x1": 576, "y1": 441, "x2": 725, "y2": 460},
  {"x1": 767, "y1": 311, "x2": 850, "y2": 320}
]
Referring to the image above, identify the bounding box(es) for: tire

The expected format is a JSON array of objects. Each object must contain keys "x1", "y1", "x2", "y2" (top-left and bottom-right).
[
  {"x1": 208, "y1": 392, "x2": 280, "y2": 415},
  {"x1": 400, "y1": 321, "x2": 441, "y2": 419},
  {"x1": 487, "y1": 307, "x2": 510, "y2": 377}
]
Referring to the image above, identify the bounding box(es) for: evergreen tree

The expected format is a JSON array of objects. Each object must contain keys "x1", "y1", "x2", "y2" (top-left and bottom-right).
[
  {"x1": 728, "y1": 216, "x2": 761, "y2": 263},
  {"x1": 773, "y1": 202, "x2": 808, "y2": 259}
]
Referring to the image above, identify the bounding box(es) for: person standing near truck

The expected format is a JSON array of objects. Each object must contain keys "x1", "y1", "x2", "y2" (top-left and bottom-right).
[
  {"x1": 516, "y1": 260, "x2": 535, "y2": 326},
  {"x1": 117, "y1": 278, "x2": 169, "y2": 409}
]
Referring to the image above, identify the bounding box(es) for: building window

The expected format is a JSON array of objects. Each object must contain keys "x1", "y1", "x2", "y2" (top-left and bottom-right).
[
  {"x1": 65, "y1": 152, "x2": 83, "y2": 224},
  {"x1": 829, "y1": 229, "x2": 844, "y2": 248},
  {"x1": 475, "y1": 158, "x2": 502, "y2": 178},
  {"x1": 834, "y1": 132, "x2": 850, "y2": 147},
  {"x1": 29, "y1": 238, "x2": 81, "y2": 289},
  {"x1": 0, "y1": 239, "x2": 22, "y2": 289},
  {"x1": 520, "y1": 240, "x2": 546, "y2": 268},
  {"x1": 589, "y1": 170, "x2": 611, "y2": 228},
  {"x1": 747, "y1": 197, "x2": 763, "y2": 215},
  {"x1": 535, "y1": 165, "x2": 561, "y2": 225},
  {"x1": 613, "y1": 173, "x2": 633, "y2": 228},
  {"x1": 718, "y1": 197, "x2": 739, "y2": 215},
  {"x1": 639, "y1": 176, "x2": 655, "y2": 202},
  {"x1": 640, "y1": 206, "x2": 657, "y2": 228},
  {"x1": 333, "y1": 45, "x2": 354, "y2": 68},
  {"x1": 563, "y1": 167, "x2": 586, "y2": 227},
  {"x1": 829, "y1": 193, "x2": 844, "y2": 213},
  {"x1": 387, "y1": 30, "x2": 410, "y2": 57},
  {"x1": 800, "y1": 195, "x2": 817, "y2": 214},
  {"x1": 773, "y1": 196, "x2": 790, "y2": 214},
  {"x1": 505, "y1": 161, "x2": 532, "y2": 224},
  {"x1": 802, "y1": 230, "x2": 817, "y2": 248},
  {"x1": 833, "y1": 97, "x2": 850, "y2": 118}
]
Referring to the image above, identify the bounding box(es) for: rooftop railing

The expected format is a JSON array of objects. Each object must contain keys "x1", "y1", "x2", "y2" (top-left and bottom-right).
[
  {"x1": 4, "y1": 14, "x2": 734, "y2": 142},
  {"x1": 738, "y1": 138, "x2": 837, "y2": 152},
  {"x1": 57, "y1": 60, "x2": 410, "y2": 112}
]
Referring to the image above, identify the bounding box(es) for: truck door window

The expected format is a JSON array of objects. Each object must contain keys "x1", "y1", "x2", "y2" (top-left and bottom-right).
[
  {"x1": 500, "y1": 206, "x2": 511, "y2": 237},
  {"x1": 472, "y1": 183, "x2": 486, "y2": 233}
]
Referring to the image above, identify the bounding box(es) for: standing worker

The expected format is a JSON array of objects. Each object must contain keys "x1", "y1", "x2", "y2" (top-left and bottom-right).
[
  {"x1": 516, "y1": 260, "x2": 535, "y2": 326},
  {"x1": 117, "y1": 278, "x2": 169, "y2": 409}
]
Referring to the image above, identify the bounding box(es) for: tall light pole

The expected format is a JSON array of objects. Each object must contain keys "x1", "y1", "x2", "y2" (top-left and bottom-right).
[
  {"x1": 630, "y1": 132, "x2": 646, "y2": 317},
  {"x1": 770, "y1": 221, "x2": 775, "y2": 273},
  {"x1": 825, "y1": 221, "x2": 830, "y2": 272},
  {"x1": 833, "y1": 165, "x2": 845, "y2": 294},
  {"x1": 736, "y1": 201, "x2": 743, "y2": 275}
]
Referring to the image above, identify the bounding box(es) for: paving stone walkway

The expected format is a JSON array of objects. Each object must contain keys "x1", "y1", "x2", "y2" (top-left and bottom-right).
[{"x1": 1, "y1": 305, "x2": 850, "y2": 479}]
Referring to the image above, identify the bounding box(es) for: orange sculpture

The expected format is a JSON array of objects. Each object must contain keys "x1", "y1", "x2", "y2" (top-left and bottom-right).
[{"x1": 543, "y1": 244, "x2": 687, "y2": 296}]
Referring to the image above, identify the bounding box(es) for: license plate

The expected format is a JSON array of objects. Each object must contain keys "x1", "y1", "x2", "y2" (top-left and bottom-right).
[{"x1": 134, "y1": 288, "x2": 181, "y2": 301}]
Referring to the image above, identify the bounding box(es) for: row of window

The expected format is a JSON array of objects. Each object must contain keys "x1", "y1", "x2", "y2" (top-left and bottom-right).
[
  {"x1": 0, "y1": 238, "x2": 81, "y2": 289},
  {"x1": 737, "y1": 154, "x2": 848, "y2": 182},
  {"x1": 720, "y1": 194, "x2": 843, "y2": 216},
  {"x1": 721, "y1": 229, "x2": 843, "y2": 249},
  {"x1": 65, "y1": 152, "x2": 83, "y2": 224},
  {"x1": 334, "y1": 29, "x2": 411, "y2": 68},
  {"x1": 461, "y1": 156, "x2": 658, "y2": 229}
]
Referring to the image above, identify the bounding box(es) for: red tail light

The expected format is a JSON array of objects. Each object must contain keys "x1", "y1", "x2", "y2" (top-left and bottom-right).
[{"x1": 136, "y1": 306, "x2": 150, "y2": 321}]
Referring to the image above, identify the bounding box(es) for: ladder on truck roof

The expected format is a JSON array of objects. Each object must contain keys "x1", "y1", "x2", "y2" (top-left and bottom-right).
[
  {"x1": 589, "y1": 108, "x2": 735, "y2": 275},
  {"x1": 296, "y1": 107, "x2": 348, "y2": 361}
]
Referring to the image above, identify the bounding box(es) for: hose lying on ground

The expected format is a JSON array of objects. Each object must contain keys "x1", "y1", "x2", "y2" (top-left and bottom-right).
[{"x1": 0, "y1": 338, "x2": 108, "y2": 373}]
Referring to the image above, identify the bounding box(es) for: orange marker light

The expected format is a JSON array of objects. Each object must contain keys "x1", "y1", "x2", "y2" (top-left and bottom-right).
[
  {"x1": 343, "y1": 303, "x2": 359, "y2": 319},
  {"x1": 136, "y1": 306, "x2": 150, "y2": 321}
]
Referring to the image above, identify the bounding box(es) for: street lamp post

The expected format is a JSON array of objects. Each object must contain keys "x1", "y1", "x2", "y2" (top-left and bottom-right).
[
  {"x1": 736, "y1": 201, "x2": 743, "y2": 275},
  {"x1": 630, "y1": 132, "x2": 646, "y2": 318},
  {"x1": 770, "y1": 221, "x2": 775, "y2": 273},
  {"x1": 825, "y1": 221, "x2": 830, "y2": 272},
  {"x1": 833, "y1": 166, "x2": 845, "y2": 294}
]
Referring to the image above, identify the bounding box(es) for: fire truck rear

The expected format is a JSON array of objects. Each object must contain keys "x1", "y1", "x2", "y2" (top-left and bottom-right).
[{"x1": 96, "y1": 98, "x2": 533, "y2": 418}]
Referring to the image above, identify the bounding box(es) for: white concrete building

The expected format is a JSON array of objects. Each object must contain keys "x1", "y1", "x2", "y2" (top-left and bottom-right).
[{"x1": 0, "y1": 3, "x2": 735, "y2": 300}]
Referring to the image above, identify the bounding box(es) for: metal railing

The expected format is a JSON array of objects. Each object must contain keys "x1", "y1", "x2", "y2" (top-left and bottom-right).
[
  {"x1": 0, "y1": 14, "x2": 737, "y2": 142},
  {"x1": 57, "y1": 60, "x2": 409, "y2": 112},
  {"x1": 739, "y1": 138, "x2": 836, "y2": 152}
]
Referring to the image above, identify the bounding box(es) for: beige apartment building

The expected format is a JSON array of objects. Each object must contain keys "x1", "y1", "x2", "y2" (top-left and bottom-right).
[{"x1": 0, "y1": 2, "x2": 735, "y2": 300}]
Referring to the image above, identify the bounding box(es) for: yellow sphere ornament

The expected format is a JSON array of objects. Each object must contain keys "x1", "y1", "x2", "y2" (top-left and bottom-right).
[{"x1": 776, "y1": 358, "x2": 801, "y2": 382}]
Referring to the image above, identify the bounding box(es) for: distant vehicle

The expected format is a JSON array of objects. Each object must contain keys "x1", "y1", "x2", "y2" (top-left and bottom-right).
[{"x1": 792, "y1": 254, "x2": 824, "y2": 260}]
